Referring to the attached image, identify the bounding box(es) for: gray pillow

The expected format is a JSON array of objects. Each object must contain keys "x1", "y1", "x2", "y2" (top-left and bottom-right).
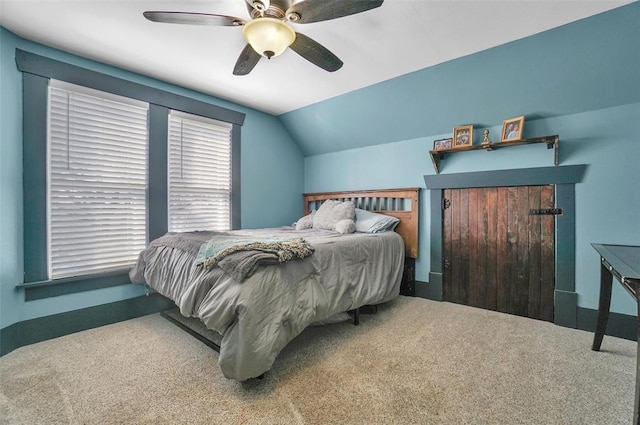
[
  {"x1": 335, "y1": 219, "x2": 356, "y2": 234},
  {"x1": 312, "y1": 200, "x2": 355, "y2": 231},
  {"x1": 294, "y1": 211, "x2": 315, "y2": 230},
  {"x1": 354, "y1": 208, "x2": 400, "y2": 233}
]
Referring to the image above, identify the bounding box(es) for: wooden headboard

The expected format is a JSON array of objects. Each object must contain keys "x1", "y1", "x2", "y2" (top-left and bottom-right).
[{"x1": 303, "y1": 188, "x2": 419, "y2": 258}]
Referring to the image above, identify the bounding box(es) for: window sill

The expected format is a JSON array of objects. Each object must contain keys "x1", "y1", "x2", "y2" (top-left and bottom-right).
[{"x1": 18, "y1": 269, "x2": 133, "y2": 301}]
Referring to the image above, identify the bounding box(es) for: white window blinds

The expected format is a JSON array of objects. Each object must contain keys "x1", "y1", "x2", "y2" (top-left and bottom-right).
[
  {"x1": 47, "y1": 81, "x2": 149, "y2": 279},
  {"x1": 168, "y1": 111, "x2": 232, "y2": 232}
]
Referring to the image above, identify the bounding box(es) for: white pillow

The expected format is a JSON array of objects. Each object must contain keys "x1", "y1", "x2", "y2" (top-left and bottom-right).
[
  {"x1": 312, "y1": 200, "x2": 355, "y2": 231},
  {"x1": 293, "y1": 211, "x2": 315, "y2": 230},
  {"x1": 335, "y1": 219, "x2": 356, "y2": 234},
  {"x1": 354, "y1": 208, "x2": 400, "y2": 233}
]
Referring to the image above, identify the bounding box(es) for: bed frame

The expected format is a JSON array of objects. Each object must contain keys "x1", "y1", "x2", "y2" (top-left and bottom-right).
[
  {"x1": 161, "y1": 187, "x2": 420, "y2": 377},
  {"x1": 303, "y1": 187, "x2": 419, "y2": 258}
]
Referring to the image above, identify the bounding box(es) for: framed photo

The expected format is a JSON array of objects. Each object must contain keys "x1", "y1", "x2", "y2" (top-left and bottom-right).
[
  {"x1": 453, "y1": 125, "x2": 473, "y2": 148},
  {"x1": 433, "y1": 138, "x2": 453, "y2": 150},
  {"x1": 501, "y1": 116, "x2": 525, "y2": 142}
]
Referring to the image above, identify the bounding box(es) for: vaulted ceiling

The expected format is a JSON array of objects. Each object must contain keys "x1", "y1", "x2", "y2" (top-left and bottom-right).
[{"x1": 0, "y1": 1, "x2": 632, "y2": 116}]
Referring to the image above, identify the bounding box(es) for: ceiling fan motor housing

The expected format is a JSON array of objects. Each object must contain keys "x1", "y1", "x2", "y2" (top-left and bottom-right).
[{"x1": 248, "y1": 0, "x2": 290, "y2": 20}]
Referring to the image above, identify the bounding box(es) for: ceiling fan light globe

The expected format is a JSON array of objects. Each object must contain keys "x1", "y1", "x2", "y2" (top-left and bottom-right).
[{"x1": 242, "y1": 18, "x2": 296, "y2": 58}]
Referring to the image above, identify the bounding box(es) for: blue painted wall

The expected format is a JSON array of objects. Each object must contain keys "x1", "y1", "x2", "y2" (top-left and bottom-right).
[
  {"x1": 281, "y1": 2, "x2": 640, "y2": 156},
  {"x1": 0, "y1": 27, "x2": 304, "y2": 330},
  {"x1": 301, "y1": 3, "x2": 640, "y2": 316}
]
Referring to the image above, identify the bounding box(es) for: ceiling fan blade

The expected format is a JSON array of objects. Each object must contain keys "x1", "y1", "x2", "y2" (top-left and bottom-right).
[
  {"x1": 233, "y1": 44, "x2": 262, "y2": 76},
  {"x1": 143, "y1": 11, "x2": 245, "y2": 27},
  {"x1": 289, "y1": 32, "x2": 343, "y2": 72},
  {"x1": 286, "y1": 0, "x2": 383, "y2": 24}
]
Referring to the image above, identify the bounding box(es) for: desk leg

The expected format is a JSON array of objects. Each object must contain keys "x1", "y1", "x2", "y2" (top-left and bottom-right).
[
  {"x1": 592, "y1": 260, "x2": 613, "y2": 351},
  {"x1": 635, "y1": 294, "x2": 640, "y2": 425}
]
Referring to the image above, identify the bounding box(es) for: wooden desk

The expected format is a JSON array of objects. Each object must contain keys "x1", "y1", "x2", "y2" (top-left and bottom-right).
[{"x1": 591, "y1": 244, "x2": 640, "y2": 424}]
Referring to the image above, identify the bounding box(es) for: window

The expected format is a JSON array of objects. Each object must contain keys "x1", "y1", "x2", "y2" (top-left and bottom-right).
[
  {"x1": 168, "y1": 111, "x2": 232, "y2": 232},
  {"x1": 18, "y1": 49, "x2": 244, "y2": 299},
  {"x1": 47, "y1": 81, "x2": 149, "y2": 279}
]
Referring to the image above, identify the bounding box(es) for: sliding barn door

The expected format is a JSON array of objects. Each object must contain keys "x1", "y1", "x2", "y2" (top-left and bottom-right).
[{"x1": 442, "y1": 186, "x2": 555, "y2": 322}]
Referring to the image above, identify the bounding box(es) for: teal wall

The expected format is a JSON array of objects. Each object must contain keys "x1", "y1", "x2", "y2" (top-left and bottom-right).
[
  {"x1": 305, "y1": 105, "x2": 640, "y2": 315},
  {"x1": 301, "y1": 3, "x2": 640, "y2": 316},
  {"x1": 281, "y1": 2, "x2": 640, "y2": 156},
  {"x1": 0, "y1": 27, "x2": 304, "y2": 330}
]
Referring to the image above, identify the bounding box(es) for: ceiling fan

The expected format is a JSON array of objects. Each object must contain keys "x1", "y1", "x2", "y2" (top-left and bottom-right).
[{"x1": 143, "y1": 0, "x2": 383, "y2": 75}]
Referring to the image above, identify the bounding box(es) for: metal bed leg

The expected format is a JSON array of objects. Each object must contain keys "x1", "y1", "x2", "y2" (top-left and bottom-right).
[
  {"x1": 160, "y1": 310, "x2": 221, "y2": 352},
  {"x1": 349, "y1": 305, "x2": 381, "y2": 325}
]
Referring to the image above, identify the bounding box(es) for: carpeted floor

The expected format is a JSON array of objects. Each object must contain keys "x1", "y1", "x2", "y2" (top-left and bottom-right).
[{"x1": 0, "y1": 296, "x2": 636, "y2": 424}]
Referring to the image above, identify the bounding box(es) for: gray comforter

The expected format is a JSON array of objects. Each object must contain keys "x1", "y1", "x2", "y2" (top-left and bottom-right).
[{"x1": 130, "y1": 227, "x2": 404, "y2": 381}]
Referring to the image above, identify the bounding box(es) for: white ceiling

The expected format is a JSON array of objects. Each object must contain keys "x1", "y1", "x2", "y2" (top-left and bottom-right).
[{"x1": 0, "y1": 0, "x2": 633, "y2": 115}]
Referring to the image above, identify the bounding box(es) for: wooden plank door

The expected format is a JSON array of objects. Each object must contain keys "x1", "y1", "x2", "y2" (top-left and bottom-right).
[{"x1": 442, "y1": 186, "x2": 555, "y2": 322}]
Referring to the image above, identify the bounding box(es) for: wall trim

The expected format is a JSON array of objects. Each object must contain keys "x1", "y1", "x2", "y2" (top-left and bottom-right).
[
  {"x1": 412, "y1": 289, "x2": 636, "y2": 342},
  {"x1": 15, "y1": 49, "x2": 245, "y2": 125},
  {"x1": 424, "y1": 165, "x2": 588, "y2": 189},
  {"x1": 554, "y1": 289, "x2": 577, "y2": 328},
  {"x1": 0, "y1": 292, "x2": 175, "y2": 356},
  {"x1": 577, "y1": 306, "x2": 637, "y2": 341},
  {"x1": 20, "y1": 270, "x2": 131, "y2": 301},
  {"x1": 417, "y1": 278, "x2": 442, "y2": 301}
]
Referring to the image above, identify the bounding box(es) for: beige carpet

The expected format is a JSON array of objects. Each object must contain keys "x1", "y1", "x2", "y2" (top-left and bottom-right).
[{"x1": 0, "y1": 296, "x2": 636, "y2": 424}]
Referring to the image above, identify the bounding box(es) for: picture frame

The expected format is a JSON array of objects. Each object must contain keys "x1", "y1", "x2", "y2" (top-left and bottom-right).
[
  {"x1": 433, "y1": 138, "x2": 453, "y2": 150},
  {"x1": 453, "y1": 125, "x2": 473, "y2": 148},
  {"x1": 500, "y1": 115, "x2": 525, "y2": 142}
]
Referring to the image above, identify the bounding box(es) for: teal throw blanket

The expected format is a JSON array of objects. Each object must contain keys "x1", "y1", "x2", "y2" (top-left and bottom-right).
[{"x1": 196, "y1": 234, "x2": 315, "y2": 269}]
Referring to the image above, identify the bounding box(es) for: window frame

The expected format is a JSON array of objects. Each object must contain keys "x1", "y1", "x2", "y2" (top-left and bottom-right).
[{"x1": 17, "y1": 49, "x2": 244, "y2": 301}]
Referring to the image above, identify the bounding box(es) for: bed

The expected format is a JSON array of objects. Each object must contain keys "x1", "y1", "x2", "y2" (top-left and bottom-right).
[{"x1": 130, "y1": 188, "x2": 419, "y2": 381}]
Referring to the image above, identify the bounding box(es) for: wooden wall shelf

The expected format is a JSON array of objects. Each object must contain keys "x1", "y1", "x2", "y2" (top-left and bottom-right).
[{"x1": 428, "y1": 135, "x2": 559, "y2": 174}]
